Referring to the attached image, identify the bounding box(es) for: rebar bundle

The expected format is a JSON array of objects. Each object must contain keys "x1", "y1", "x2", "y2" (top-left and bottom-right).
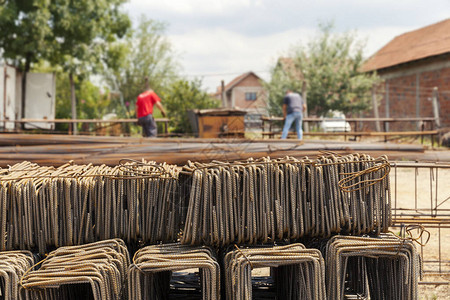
[
  {"x1": 128, "y1": 243, "x2": 220, "y2": 300},
  {"x1": 324, "y1": 234, "x2": 421, "y2": 300},
  {"x1": 0, "y1": 250, "x2": 35, "y2": 300},
  {"x1": 223, "y1": 243, "x2": 326, "y2": 300},
  {"x1": 317, "y1": 153, "x2": 391, "y2": 235},
  {"x1": 0, "y1": 160, "x2": 182, "y2": 253},
  {"x1": 20, "y1": 239, "x2": 130, "y2": 300},
  {"x1": 181, "y1": 153, "x2": 391, "y2": 246}
]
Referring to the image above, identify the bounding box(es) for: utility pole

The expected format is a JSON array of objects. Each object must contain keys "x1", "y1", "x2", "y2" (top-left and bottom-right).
[
  {"x1": 302, "y1": 81, "x2": 309, "y2": 132},
  {"x1": 432, "y1": 87, "x2": 440, "y2": 128},
  {"x1": 372, "y1": 84, "x2": 381, "y2": 132},
  {"x1": 385, "y1": 81, "x2": 390, "y2": 132},
  {"x1": 69, "y1": 73, "x2": 77, "y2": 135},
  {"x1": 221, "y1": 80, "x2": 226, "y2": 108}
]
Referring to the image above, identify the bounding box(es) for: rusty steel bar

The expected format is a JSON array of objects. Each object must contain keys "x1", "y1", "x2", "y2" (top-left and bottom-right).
[
  {"x1": 181, "y1": 153, "x2": 391, "y2": 247},
  {"x1": 0, "y1": 118, "x2": 169, "y2": 124},
  {"x1": 324, "y1": 234, "x2": 421, "y2": 300},
  {"x1": 391, "y1": 162, "x2": 450, "y2": 168},
  {"x1": 261, "y1": 116, "x2": 437, "y2": 122},
  {"x1": 390, "y1": 223, "x2": 449, "y2": 275},
  {"x1": 0, "y1": 160, "x2": 182, "y2": 254},
  {"x1": 377, "y1": 161, "x2": 450, "y2": 280},
  {"x1": 128, "y1": 243, "x2": 220, "y2": 300},
  {"x1": 391, "y1": 162, "x2": 450, "y2": 217},
  {"x1": 20, "y1": 239, "x2": 130, "y2": 300}
]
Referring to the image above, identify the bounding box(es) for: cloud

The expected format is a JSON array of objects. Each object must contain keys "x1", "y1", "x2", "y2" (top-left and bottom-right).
[
  {"x1": 123, "y1": 0, "x2": 450, "y2": 91},
  {"x1": 168, "y1": 27, "x2": 315, "y2": 91},
  {"x1": 126, "y1": 0, "x2": 450, "y2": 35},
  {"x1": 169, "y1": 24, "x2": 427, "y2": 91},
  {"x1": 127, "y1": 0, "x2": 263, "y2": 15}
]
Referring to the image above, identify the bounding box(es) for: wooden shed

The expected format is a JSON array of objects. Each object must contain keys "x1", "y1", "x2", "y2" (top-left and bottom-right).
[{"x1": 194, "y1": 108, "x2": 247, "y2": 138}]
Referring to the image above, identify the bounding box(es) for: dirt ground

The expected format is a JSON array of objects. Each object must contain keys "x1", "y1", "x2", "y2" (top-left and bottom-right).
[
  {"x1": 391, "y1": 167, "x2": 450, "y2": 299},
  {"x1": 419, "y1": 275, "x2": 450, "y2": 300}
]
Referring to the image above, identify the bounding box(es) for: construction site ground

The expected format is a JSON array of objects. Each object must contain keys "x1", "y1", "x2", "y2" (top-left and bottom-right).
[{"x1": 394, "y1": 166, "x2": 450, "y2": 299}]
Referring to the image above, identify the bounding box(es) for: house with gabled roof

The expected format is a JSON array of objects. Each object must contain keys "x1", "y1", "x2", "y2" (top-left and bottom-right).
[
  {"x1": 363, "y1": 18, "x2": 450, "y2": 130},
  {"x1": 214, "y1": 71, "x2": 267, "y2": 127}
]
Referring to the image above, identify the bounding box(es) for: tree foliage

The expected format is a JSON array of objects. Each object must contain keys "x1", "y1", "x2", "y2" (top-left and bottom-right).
[
  {"x1": 55, "y1": 73, "x2": 110, "y2": 119},
  {"x1": 265, "y1": 23, "x2": 379, "y2": 117},
  {"x1": 0, "y1": 0, "x2": 130, "y2": 74},
  {"x1": 47, "y1": 0, "x2": 130, "y2": 76},
  {"x1": 0, "y1": 0, "x2": 131, "y2": 130},
  {"x1": 162, "y1": 79, "x2": 220, "y2": 134},
  {"x1": 102, "y1": 17, "x2": 179, "y2": 118},
  {"x1": 0, "y1": 0, "x2": 52, "y2": 71},
  {"x1": 1, "y1": 4, "x2": 216, "y2": 136},
  {"x1": 54, "y1": 71, "x2": 111, "y2": 132},
  {"x1": 263, "y1": 62, "x2": 304, "y2": 116}
]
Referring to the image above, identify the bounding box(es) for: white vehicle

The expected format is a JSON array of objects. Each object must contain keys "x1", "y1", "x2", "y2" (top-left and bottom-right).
[{"x1": 320, "y1": 111, "x2": 351, "y2": 132}]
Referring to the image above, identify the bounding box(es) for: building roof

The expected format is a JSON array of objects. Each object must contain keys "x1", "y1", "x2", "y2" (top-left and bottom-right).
[
  {"x1": 194, "y1": 108, "x2": 247, "y2": 116},
  {"x1": 363, "y1": 18, "x2": 450, "y2": 72},
  {"x1": 215, "y1": 71, "x2": 262, "y2": 95},
  {"x1": 276, "y1": 57, "x2": 303, "y2": 80}
]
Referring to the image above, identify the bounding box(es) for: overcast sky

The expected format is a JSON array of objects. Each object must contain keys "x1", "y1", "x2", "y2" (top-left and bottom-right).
[{"x1": 124, "y1": 0, "x2": 450, "y2": 92}]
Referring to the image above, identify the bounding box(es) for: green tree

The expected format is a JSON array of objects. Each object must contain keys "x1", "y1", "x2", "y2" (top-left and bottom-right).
[
  {"x1": 54, "y1": 71, "x2": 111, "y2": 132},
  {"x1": 265, "y1": 23, "x2": 379, "y2": 117},
  {"x1": 47, "y1": 0, "x2": 130, "y2": 133},
  {"x1": 47, "y1": 0, "x2": 130, "y2": 73},
  {"x1": 162, "y1": 79, "x2": 220, "y2": 134},
  {"x1": 0, "y1": 1, "x2": 52, "y2": 70},
  {"x1": 0, "y1": 0, "x2": 53, "y2": 119},
  {"x1": 263, "y1": 61, "x2": 304, "y2": 116},
  {"x1": 0, "y1": 0, "x2": 130, "y2": 132},
  {"x1": 55, "y1": 74, "x2": 110, "y2": 119},
  {"x1": 102, "y1": 17, "x2": 179, "y2": 119}
]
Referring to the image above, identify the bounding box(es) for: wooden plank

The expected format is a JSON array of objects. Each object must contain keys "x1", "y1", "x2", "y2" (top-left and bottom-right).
[
  {"x1": 261, "y1": 116, "x2": 436, "y2": 122},
  {"x1": 0, "y1": 118, "x2": 169, "y2": 123},
  {"x1": 262, "y1": 131, "x2": 438, "y2": 136},
  {"x1": 366, "y1": 131, "x2": 438, "y2": 136}
]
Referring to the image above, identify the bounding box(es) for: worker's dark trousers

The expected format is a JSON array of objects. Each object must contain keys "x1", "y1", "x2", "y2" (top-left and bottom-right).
[{"x1": 138, "y1": 114, "x2": 157, "y2": 137}]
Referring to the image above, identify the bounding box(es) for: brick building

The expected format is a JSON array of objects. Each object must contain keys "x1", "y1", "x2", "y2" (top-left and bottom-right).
[
  {"x1": 214, "y1": 71, "x2": 267, "y2": 127},
  {"x1": 363, "y1": 18, "x2": 450, "y2": 130}
]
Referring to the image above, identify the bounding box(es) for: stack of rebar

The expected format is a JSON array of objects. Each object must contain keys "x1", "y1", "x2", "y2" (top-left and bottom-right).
[
  {"x1": 0, "y1": 160, "x2": 181, "y2": 254},
  {"x1": 181, "y1": 153, "x2": 391, "y2": 246},
  {"x1": 20, "y1": 239, "x2": 130, "y2": 300},
  {"x1": 324, "y1": 234, "x2": 421, "y2": 300},
  {"x1": 316, "y1": 153, "x2": 391, "y2": 236},
  {"x1": 0, "y1": 153, "x2": 421, "y2": 300},
  {"x1": 128, "y1": 243, "x2": 220, "y2": 300},
  {"x1": 223, "y1": 243, "x2": 326, "y2": 300},
  {"x1": 0, "y1": 250, "x2": 35, "y2": 300}
]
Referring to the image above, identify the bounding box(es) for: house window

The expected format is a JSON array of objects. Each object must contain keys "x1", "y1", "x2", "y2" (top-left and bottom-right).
[{"x1": 245, "y1": 92, "x2": 257, "y2": 101}]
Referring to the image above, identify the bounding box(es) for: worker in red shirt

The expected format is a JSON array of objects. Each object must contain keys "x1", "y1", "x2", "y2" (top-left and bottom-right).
[{"x1": 136, "y1": 87, "x2": 167, "y2": 137}]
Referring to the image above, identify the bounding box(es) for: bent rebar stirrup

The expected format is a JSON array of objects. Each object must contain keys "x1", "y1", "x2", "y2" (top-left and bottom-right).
[
  {"x1": 324, "y1": 234, "x2": 421, "y2": 300},
  {"x1": 0, "y1": 160, "x2": 182, "y2": 254},
  {"x1": 0, "y1": 250, "x2": 35, "y2": 300},
  {"x1": 20, "y1": 239, "x2": 130, "y2": 300},
  {"x1": 128, "y1": 243, "x2": 220, "y2": 300},
  {"x1": 224, "y1": 243, "x2": 326, "y2": 300}
]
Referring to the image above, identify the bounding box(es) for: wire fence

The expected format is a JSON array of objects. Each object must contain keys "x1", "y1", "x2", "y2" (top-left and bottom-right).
[{"x1": 390, "y1": 162, "x2": 450, "y2": 276}]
